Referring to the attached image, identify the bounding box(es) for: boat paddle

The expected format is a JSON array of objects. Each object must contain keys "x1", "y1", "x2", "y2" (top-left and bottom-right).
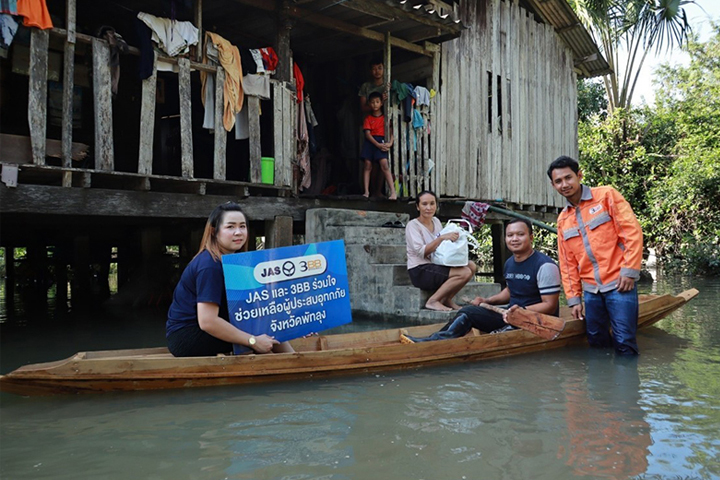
[{"x1": 479, "y1": 303, "x2": 566, "y2": 341}]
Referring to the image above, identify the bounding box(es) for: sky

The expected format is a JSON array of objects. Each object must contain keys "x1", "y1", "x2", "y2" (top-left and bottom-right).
[{"x1": 629, "y1": 0, "x2": 720, "y2": 106}]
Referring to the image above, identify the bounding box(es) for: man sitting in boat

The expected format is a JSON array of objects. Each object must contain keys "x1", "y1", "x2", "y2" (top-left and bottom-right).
[
  {"x1": 406, "y1": 218, "x2": 561, "y2": 342},
  {"x1": 166, "y1": 202, "x2": 294, "y2": 357}
]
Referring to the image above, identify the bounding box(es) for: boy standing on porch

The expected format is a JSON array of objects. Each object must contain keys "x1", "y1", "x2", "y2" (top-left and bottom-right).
[{"x1": 361, "y1": 92, "x2": 396, "y2": 200}]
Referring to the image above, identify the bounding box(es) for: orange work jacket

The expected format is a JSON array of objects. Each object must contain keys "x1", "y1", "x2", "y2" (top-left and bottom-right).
[{"x1": 556, "y1": 185, "x2": 643, "y2": 306}]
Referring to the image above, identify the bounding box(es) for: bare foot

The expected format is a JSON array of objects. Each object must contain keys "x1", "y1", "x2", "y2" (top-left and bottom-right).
[
  {"x1": 388, "y1": 194, "x2": 397, "y2": 200},
  {"x1": 425, "y1": 301, "x2": 452, "y2": 311},
  {"x1": 444, "y1": 301, "x2": 462, "y2": 310},
  {"x1": 362, "y1": 193, "x2": 369, "y2": 199}
]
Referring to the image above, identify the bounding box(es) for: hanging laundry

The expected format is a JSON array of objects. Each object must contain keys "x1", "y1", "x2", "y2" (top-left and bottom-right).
[
  {"x1": 461, "y1": 202, "x2": 490, "y2": 229},
  {"x1": 201, "y1": 31, "x2": 244, "y2": 132},
  {"x1": 239, "y1": 49, "x2": 257, "y2": 75},
  {"x1": 97, "y1": 26, "x2": 129, "y2": 95},
  {"x1": 201, "y1": 38, "x2": 220, "y2": 130},
  {"x1": 0, "y1": 14, "x2": 19, "y2": 58},
  {"x1": 235, "y1": 105, "x2": 249, "y2": 140},
  {"x1": 1, "y1": 1, "x2": 18, "y2": 15},
  {"x1": 233, "y1": 74, "x2": 270, "y2": 141},
  {"x1": 137, "y1": 12, "x2": 198, "y2": 57},
  {"x1": 412, "y1": 109, "x2": 424, "y2": 129},
  {"x1": 249, "y1": 49, "x2": 265, "y2": 74},
  {"x1": 293, "y1": 62, "x2": 304, "y2": 103},
  {"x1": 16, "y1": 0, "x2": 52, "y2": 29},
  {"x1": 242, "y1": 74, "x2": 270, "y2": 100},
  {"x1": 414, "y1": 86, "x2": 430, "y2": 107},
  {"x1": 260, "y1": 47, "x2": 278, "y2": 73},
  {"x1": 297, "y1": 98, "x2": 311, "y2": 190},
  {"x1": 304, "y1": 96, "x2": 318, "y2": 128}
]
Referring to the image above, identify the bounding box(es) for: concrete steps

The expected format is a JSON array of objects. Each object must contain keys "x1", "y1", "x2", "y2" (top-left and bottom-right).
[{"x1": 306, "y1": 208, "x2": 501, "y2": 323}]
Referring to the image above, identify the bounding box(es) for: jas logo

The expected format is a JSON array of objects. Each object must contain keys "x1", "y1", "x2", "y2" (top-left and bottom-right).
[{"x1": 589, "y1": 205, "x2": 603, "y2": 215}]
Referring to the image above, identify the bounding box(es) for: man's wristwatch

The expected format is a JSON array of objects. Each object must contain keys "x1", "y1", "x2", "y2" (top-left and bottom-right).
[{"x1": 248, "y1": 336, "x2": 257, "y2": 347}]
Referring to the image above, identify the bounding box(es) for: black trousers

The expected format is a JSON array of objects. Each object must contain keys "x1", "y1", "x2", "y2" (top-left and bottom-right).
[{"x1": 409, "y1": 305, "x2": 510, "y2": 342}]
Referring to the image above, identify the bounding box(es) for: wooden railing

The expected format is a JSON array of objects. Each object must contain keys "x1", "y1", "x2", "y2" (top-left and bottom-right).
[
  {"x1": 386, "y1": 103, "x2": 436, "y2": 199},
  {"x1": 23, "y1": 24, "x2": 295, "y2": 191}
]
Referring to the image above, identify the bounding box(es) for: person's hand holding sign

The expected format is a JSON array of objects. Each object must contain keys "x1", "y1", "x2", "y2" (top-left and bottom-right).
[{"x1": 249, "y1": 334, "x2": 279, "y2": 353}]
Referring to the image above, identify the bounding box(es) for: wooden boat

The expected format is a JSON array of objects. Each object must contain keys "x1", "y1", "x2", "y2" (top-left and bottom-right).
[{"x1": 0, "y1": 289, "x2": 698, "y2": 396}]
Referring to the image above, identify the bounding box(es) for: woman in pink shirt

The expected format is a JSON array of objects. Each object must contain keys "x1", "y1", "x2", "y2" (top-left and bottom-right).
[{"x1": 405, "y1": 191, "x2": 477, "y2": 311}]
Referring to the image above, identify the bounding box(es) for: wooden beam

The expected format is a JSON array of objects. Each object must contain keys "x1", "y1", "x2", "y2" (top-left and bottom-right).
[
  {"x1": 346, "y1": 0, "x2": 460, "y2": 34},
  {"x1": 92, "y1": 38, "x2": 114, "y2": 170},
  {"x1": 229, "y1": 0, "x2": 433, "y2": 56},
  {"x1": 384, "y1": 31, "x2": 391, "y2": 141},
  {"x1": 138, "y1": 50, "x2": 157, "y2": 175},
  {"x1": 0, "y1": 134, "x2": 88, "y2": 164},
  {"x1": 178, "y1": 57, "x2": 194, "y2": 178},
  {"x1": 275, "y1": 0, "x2": 293, "y2": 83},
  {"x1": 264, "y1": 215, "x2": 293, "y2": 248},
  {"x1": 248, "y1": 96, "x2": 262, "y2": 183},
  {"x1": 28, "y1": 29, "x2": 49, "y2": 165},
  {"x1": 50, "y1": 28, "x2": 218, "y2": 74},
  {"x1": 194, "y1": 0, "x2": 203, "y2": 62},
  {"x1": 62, "y1": 0, "x2": 76, "y2": 177},
  {"x1": 213, "y1": 68, "x2": 227, "y2": 180}
]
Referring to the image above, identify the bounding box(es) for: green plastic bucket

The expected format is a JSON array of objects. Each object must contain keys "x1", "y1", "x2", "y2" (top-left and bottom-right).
[{"x1": 261, "y1": 157, "x2": 274, "y2": 184}]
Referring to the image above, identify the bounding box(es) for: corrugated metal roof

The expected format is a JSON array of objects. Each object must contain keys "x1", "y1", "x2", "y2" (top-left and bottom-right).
[{"x1": 522, "y1": 0, "x2": 610, "y2": 78}]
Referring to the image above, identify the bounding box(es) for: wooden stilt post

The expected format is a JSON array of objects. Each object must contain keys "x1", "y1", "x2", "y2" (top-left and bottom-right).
[
  {"x1": 265, "y1": 216, "x2": 293, "y2": 249},
  {"x1": 92, "y1": 38, "x2": 114, "y2": 170},
  {"x1": 138, "y1": 50, "x2": 157, "y2": 175},
  {"x1": 275, "y1": 0, "x2": 293, "y2": 83},
  {"x1": 194, "y1": 0, "x2": 203, "y2": 62},
  {"x1": 5, "y1": 246, "x2": 16, "y2": 311},
  {"x1": 178, "y1": 57, "x2": 194, "y2": 178},
  {"x1": 491, "y1": 222, "x2": 508, "y2": 287},
  {"x1": 62, "y1": 0, "x2": 77, "y2": 186},
  {"x1": 29, "y1": 29, "x2": 49, "y2": 165},
  {"x1": 72, "y1": 236, "x2": 91, "y2": 307}
]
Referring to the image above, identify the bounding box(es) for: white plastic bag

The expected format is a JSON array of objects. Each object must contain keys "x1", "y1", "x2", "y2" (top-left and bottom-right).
[{"x1": 431, "y1": 219, "x2": 478, "y2": 267}]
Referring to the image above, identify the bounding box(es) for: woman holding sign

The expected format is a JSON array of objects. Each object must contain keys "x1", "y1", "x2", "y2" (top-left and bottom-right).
[
  {"x1": 166, "y1": 203, "x2": 294, "y2": 357},
  {"x1": 405, "y1": 191, "x2": 477, "y2": 311}
]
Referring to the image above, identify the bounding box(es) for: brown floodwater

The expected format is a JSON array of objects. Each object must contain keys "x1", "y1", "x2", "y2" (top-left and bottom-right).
[{"x1": 1, "y1": 274, "x2": 718, "y2": 479}]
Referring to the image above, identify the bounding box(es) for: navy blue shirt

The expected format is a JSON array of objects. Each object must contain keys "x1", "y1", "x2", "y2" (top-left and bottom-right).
[
  {"x1": 166, "y1": 250, "x2": 229, "y2": 336},
  {"x1": 505, "y1": 251, "x2": 561, "y2": 316}
]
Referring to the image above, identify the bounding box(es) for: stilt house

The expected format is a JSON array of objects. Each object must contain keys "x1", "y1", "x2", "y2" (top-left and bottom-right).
[{"x1": 0, "y1": 0, "x2": 607, "y2": 308}]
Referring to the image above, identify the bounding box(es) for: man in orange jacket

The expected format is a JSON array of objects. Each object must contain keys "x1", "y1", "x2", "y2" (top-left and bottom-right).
[{"x1": 548, "y1": 156, "x2": 643, "y2": 355}]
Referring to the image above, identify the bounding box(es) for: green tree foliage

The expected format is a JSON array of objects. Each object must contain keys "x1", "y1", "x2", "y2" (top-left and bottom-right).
[
  {"x1": 571, "y1": 0, "x2": 694, "y2": 111},
  {"x1": 577, "y1": 78, "x2": 609, "y2": 121},
  {"x1": 578, "y1": 27, "x2": 720, "y2": 275},
  {"x1": 647, "y1": 26, "x2": 720, "y2": 274}
]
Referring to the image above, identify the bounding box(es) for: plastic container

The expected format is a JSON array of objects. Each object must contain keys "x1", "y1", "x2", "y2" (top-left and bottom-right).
[{"x1": 261, "y1": 157, "x2": 274, "y2": 185}]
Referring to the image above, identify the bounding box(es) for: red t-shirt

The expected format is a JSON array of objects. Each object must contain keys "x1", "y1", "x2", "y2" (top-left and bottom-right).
[{"x1": 363, "y1": 114, "x2": 385, "y2": 137}]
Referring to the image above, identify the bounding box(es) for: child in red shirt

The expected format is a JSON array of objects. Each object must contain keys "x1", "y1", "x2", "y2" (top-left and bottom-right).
[{"x1": 361, "y1": 92, "x2": 396, "y2": 200}]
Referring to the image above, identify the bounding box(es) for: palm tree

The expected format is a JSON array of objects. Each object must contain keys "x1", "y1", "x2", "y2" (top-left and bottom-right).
[{"x1": 571, "y1": 0, "x2": 695, "y2": 111}]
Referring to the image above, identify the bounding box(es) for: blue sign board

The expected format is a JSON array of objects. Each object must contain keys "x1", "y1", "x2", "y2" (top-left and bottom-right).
[{"x1": 222, "y1": 240, "x2": 352, "y2": 353}]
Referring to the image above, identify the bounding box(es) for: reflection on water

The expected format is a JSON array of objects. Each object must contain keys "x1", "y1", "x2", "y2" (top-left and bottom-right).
[{"x1": 1, "y1": 275, "x2": 719, "y2": 479}]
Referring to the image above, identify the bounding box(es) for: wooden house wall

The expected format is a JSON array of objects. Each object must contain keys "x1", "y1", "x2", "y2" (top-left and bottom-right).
[{"x1": 436, "y1": 0, "x2": 578, "y2": 208}]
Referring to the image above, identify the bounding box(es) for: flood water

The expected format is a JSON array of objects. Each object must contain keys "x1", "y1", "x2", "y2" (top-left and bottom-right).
[{"x1": 1, "y1": 274, "x2": 719, "y2": 479}]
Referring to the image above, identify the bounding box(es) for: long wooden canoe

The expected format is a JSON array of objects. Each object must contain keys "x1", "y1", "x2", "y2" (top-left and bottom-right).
[{"x1": 0, "y1": 289, "x2": 698, "y2": 396}]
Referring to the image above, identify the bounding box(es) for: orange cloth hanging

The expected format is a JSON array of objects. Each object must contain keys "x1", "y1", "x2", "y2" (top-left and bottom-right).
[
  {"x1": 203, "y1": 32, "x2": 244, "y2": 132},
  {"x1": 17, "y1": 0, "x2": 53, "y2": 29}
]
